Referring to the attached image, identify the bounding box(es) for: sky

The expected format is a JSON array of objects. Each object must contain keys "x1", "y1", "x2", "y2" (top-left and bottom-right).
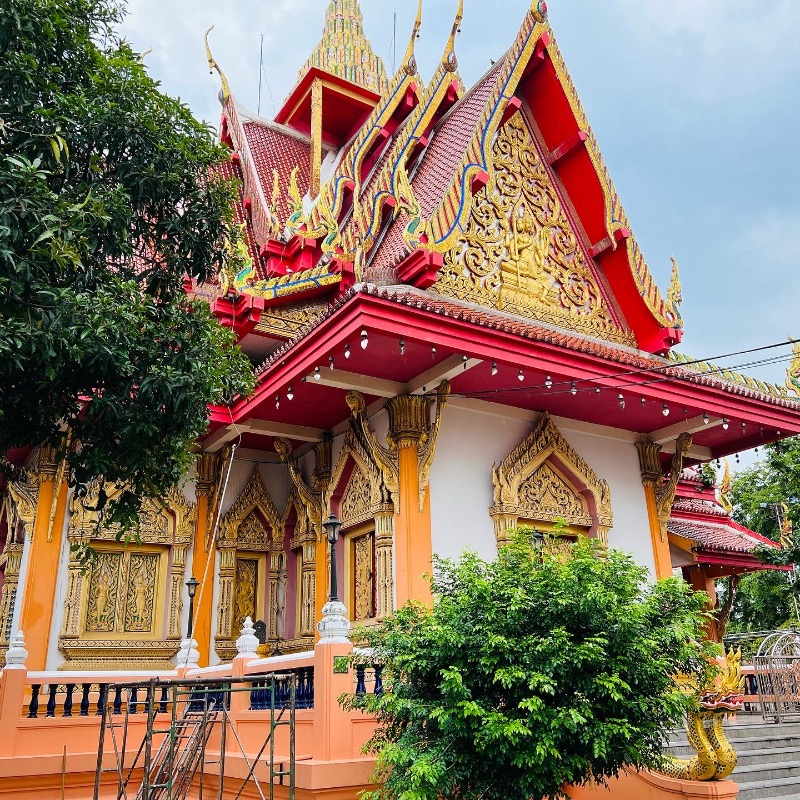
[{"x1": 119, "y1": 0, "x2": 800, "y2": 395}]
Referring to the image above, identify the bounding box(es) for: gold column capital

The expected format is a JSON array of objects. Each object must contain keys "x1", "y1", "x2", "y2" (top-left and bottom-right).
[
  {"x1": 385, "y1": 394, "x2": 434, "y2": 449},
  {"x1": 195, "y1": 452, "x2": 221, "y2": 498},
  {"x1": 635, "y1": 440, "x2": 663, "y2": 488},
  {"x1": 36, "y1": 442, "x2": 60, "y2": 482}
]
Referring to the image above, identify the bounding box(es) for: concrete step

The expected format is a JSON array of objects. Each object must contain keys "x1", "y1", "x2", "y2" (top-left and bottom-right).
[
  {"x1": 733, "y1": 761, "x2": 800, "y2": 783},
  {"x1": 667, "y1": 734, "x2": 800, "y2": 753},
  {"x1": 737, "y1": 775, "x2": 800, "y2": 799},
  {"x1": 665, "y1": 744, "x2": 800, "y2": 764}
]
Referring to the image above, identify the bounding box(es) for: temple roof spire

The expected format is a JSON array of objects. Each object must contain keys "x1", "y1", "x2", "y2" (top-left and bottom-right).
[
  {"x1": 298, "y1": 0, "x2": 387, "y2": 95},
  {"x1": 442, "y1": 0, "x2": 464, "y2": 72},
  {"x1": 400, "y1": 0, "x2": 423, "y2": 77},
  {"x1": 204, "y1": 26, "x2": 231, "y2": 102}
]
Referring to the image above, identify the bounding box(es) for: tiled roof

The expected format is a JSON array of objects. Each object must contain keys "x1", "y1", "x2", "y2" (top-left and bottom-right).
[
  {"x1": 251, "y1": 285, "x2": 800, "y2": 410},
  {"x1": 672, "y1": 496, "x2": 728, "y2": 519},
  {"x1": 668, "y1": 519, "x2": 776, "y2": 556},
  {"x1": 242, "y1": 121, "x2": 312, "y2": 223}
]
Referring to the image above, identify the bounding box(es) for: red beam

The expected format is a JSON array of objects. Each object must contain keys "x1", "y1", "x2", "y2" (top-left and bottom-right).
[{"x1": 547, "y1": 130, "x2": 588, "y2": 166}]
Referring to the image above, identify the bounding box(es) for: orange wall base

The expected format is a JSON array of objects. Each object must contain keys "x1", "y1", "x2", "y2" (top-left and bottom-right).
[{"x1": 567, "y1": 769, "x2": 739, "y2": 800}]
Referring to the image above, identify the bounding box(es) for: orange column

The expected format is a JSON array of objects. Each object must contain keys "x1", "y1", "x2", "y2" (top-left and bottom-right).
[
  {"x1": 394, "y1": 442, "x2": 433, "y2": 607},
  {"x1": 191, "y1": 453, "x2": 221, "y2": 667},
  {"x1": 636, "y1": 440, "x2": 674, "y2": 581},
  {"x1": 315, "y1": 537, "x2": 328, "y2": 639},
  {"x1": 18, "y1": 445, "x2": 68, "y2": 670}
]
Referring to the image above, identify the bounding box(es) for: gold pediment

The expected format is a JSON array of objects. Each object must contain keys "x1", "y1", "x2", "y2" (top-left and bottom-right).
[{"x1": 435, "y1": 112, "x2": 635, "y2": 346}]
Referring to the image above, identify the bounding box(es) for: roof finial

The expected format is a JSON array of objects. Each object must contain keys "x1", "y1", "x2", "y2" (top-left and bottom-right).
[
  {"x1": 442, "y1": 0, "x2": 464, "y2": 73},
  {"x1": 401, "y1": 0, "x2": 423, "y2": 76},
  {"x1": 667, "y1": 255, "x2": 683, "y2": 314},
  {"x1": 204, "y1": 26, "x2": 231, "y2": 102},
  {"x1": 531, "y1": 0, "x2": 549, "y2": 24}
]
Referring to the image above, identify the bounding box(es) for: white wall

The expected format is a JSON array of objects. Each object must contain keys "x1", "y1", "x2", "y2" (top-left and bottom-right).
[{"x1": 429, "y1": 404, "x2": 656, "y2": 576}]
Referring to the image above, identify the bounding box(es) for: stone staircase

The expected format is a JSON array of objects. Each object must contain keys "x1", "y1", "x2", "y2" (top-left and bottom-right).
[{"x1": 664, "y1": 716, "x2": 800, "y2": 799}]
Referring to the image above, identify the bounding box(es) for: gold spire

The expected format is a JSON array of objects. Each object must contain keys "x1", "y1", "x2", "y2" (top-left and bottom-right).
[
  {"x1": 401, "y1": 0, "x2": 423, "y2": 77},
  {"x1": 442, "y1": 0, "x2": 464, "y2": 73},
  {"x1": 298, "y1": 0, "x2": 387, "y2": 94},
  {"x1": 204, "y1": 26, "x2": 231, "y2": 102}
]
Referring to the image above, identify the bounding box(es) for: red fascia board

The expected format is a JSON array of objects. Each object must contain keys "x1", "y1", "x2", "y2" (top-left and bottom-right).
[
  {"x1": 212, "y1": 293, "x2": 800, "y2": 432},
  {"x1": 275, "y1": 66, "x2": 380, "y2": 127},
  {"x1": 694, "y1": 551, "x2": 790, "y2": 571}
]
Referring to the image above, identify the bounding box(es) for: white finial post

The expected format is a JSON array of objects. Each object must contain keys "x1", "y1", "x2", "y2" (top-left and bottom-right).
[
  {"x1": 5, "y1": 630, "x2": 28, "y2": 669},
  {"x1": 235, "y1": 616, "x2": 259, "y2": 659},
  {"x1": 317, "y1": 599, "x2": 351, "y2": 643},
  {"x1": 175, "y1": 636, "x2": 199, "y2": 668}
]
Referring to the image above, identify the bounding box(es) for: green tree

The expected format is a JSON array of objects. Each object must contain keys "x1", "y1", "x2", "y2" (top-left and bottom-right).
[
  {"x1": 344, "y1": 535, "x2": 714, "y2": 800},
  {"x1": 0, "y1": 0, "x2": 253, "y2": 529},
  {"x1": 727, "y1": 437, "x2": 800, "y2": 633}
]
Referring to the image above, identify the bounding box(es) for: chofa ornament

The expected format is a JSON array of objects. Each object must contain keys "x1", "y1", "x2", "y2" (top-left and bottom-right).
[
  {"x1": 533, "y1": 1, "x2": 548, "y2": 24},
  {"x1": 658, "y1": 648, "x2": 745, "y2": 782}
]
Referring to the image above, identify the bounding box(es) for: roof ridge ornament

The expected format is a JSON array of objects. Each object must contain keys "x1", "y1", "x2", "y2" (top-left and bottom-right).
[
  {"x1": 442, "y1": 0, "x2": 464, "y2": 73},
  {"x1": 204, "y1": 26, "x2": 231, "y2": 103},
  {"x1": 402, "y1": 0, "x2": 424, "y2": 76},
  {"x1": 668, "y1": 255, "x2": 684, "y2": 324},
  {"x1": 532, "y1": 0, "x2": 549, "y2": 24},
  {"x1": 787, "y1": 335, "x2": 800, "y2": 397}
]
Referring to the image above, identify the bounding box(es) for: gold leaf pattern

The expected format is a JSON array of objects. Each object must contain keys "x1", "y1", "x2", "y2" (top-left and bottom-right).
[{"x1": 123, "y1": 554, "x2": 158, "y2": 633}]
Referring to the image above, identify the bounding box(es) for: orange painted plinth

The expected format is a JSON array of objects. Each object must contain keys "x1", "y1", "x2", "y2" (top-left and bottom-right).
[{"x1": 567, "y1": 769, "x2": 739, "y2": 800}]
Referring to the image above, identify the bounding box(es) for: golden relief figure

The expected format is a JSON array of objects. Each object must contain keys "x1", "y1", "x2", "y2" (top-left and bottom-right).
[
  {"x1": 86, "y1": 552, "x2": 122, "y2": 632},
  {"x1": 436, "y1": 112, "x2": 635, "y2": 346},
  {"x1": 233, "y1": 558, "x2": 258, "y2": 636},
  {"x1": 124, "y1": 554, "x2": 158, "y2": 633},
  {"x1": 353, "y1": 533, "x2": 375, "y2": 621}
]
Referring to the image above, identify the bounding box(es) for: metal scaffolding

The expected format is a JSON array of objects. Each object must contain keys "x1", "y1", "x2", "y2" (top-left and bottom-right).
[{"x1": 92, "y1": 674, "x2": 296, "y2": 800}]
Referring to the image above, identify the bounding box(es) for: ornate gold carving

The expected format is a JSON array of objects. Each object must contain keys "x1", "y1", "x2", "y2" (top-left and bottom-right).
[
  {"x1": 417, "y1": 382, "x2": 450, "y2": 512},
  {"x1": 36, "y1": 442, "x2": 60, "y2": 482},
  {"x1": 374, "y1": 512, "x2": 394, "y2": 620},
  {"x1": 518, "y1": 463, "x2": 591, "y2": 525},
  {"x1": 253, "y1": 300, "x2": 329, "y2": 340},
  {"x1": 233, "y1": 558, "x2": 258, "y2": 637},
  {"x1": 275, "y1": 436, "x2": 330, "y2": 532},
  {"x1": 58, "y1": 639, "x2": 179, "y2": 671},
  {"x1": 435, "y1": 113, "x2": 634, "y2": 346},
  {"x1": 787, "y1": 336, "x2": 800, "y2": 397},
  {"x1": 218, "y1": 469, "x2": 281, "y2": 547},
  {"x1": 719, "y1": 459, "x2": 733, "y2": 515},
  {"x1": 385, "y1": 394, "x2": 435, "y2": 449},
  {"x1": 6, "y1": 475, "x2": 38, "y2": 540},
  {"x1": 340, "y1": 466, "x2": 374, "y2": 525},
  {"x1": 310, "y1": 77, "x2": 323, "y2": 198},
  {"x1": 637, "y1": 433, "x2": 692, "y2": 541},
  {"x1": 353, "y1": 531, "x2": 375, "y2": 621},
  {"x1": 124, "y1": 554, "x2": 158, "y2": 632},
  {"x1": 491, "y1": 412, "x2": 613, "y2": 545},
  {"x1": 0, "y1": 538, "x2": 24, "y2": 661},
  {"x1": 85, "y1": 552, "x2": 122, "y2": 633},
  {"x1": 204, "y1": 26, "x2": 231, "y2": 102}
]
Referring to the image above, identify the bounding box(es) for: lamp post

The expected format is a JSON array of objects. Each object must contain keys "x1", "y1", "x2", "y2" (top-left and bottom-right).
[
  {"x1": 530, "y1": 528, "x2": 545, "y2": 565},
  {"x1": 186, "y1": 576, "x2": 200, "y2": 639},
  {"x1": 322, "y1": 514, "x2": 342, "y2": 602}
]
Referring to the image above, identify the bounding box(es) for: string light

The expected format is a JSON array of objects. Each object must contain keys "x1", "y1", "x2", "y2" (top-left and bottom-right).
[
  {"x1": 703, "y1": 412, "x2": 709, "y2": 425},
  {"x1": 715, "y1": 459, "x2": 721, "y2": 469},
  {"x1": 313, "y1": 366, "x2": 321, "y2": 381},
  {"x1": 545, "y1": 375, "x2": 553, "y2": 389},
  {"x1": 491, "y1": 362, "x2": 498, "y2": 377},
  {"x1": 641, "y1": 397, "x2": 646, "y2": 407},
  {"x1": 399, "y1": 339, "x2": 405, "y2": 356},
  {"x1": 735, "y1": 453, "x2": 740, "y2": 464},
  {"x1": 344, "y1": 343, "x2": 351, "y2": 359},
  {"x1": 595, "y1": 387, "x2": 601, "y2": 395},
  {"x1": 518, "y1": 369, "x2": 524, "y2": 382},
  {"x1": 618, "y1": 393, "x2": 625, "y2": 410},
  {"x1": 462, "y1": 355, "x2": 468, "y2": 370},
  {"x1": 431, "y1": 346, "x2": 437, "y2": 359},
  {"x1": 722, "y1": 418, "x2": 729, "y2": 430},
  {"x1": 570, "y1": 381, "x2": 577, "y2": 396},
  {"x1": 741, "y1": 422, "x2": 747, "y2": 433},
  {"x1": 360, "y1": 329, "x2": 368, "y2": 350},
  {"x1": 328, "y1": 355, "x2": 335, "y2": 370},
  {"x1": 662, "y1": 403, "x2": 670, "y2": 417},
  {"x1": 286, "y1": 386, "x2": 294, "y2": 401},
  {"x1": 275, "y1": 395, "x2": 280, "y2": 409}
]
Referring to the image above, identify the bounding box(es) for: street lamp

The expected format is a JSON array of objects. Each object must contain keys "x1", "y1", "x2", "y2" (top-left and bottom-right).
[
  {"x1": 322, "y1": 514, "x2": 342, "y2": 602},
  {"x1": 186, "y1": 576, "x2": 200, "y2": 639}
]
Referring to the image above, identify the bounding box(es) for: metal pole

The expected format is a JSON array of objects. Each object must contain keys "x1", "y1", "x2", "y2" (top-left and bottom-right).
[
  {"x1": 329, "y1": 539, "x2": 338, "y2": 602},
  {"x1": 188, "y1": 594, "x2": 195, "y2": 639}
]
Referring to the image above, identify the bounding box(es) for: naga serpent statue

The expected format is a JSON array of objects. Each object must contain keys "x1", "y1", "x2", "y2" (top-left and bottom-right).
[{"x1": 657, "y1": 648, "x2": 745, "y2": 782}]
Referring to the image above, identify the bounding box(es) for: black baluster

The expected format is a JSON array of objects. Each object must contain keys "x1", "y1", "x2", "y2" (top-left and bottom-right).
[
  {"x1": 355, "y1": 665, "x2": 366, "y2": 696},
  {"x1": 308, "y1": 668, "x2": 314, "y2": 709},
  {"x1": 296, "y1": 671, "x2": 306, "y2": 710},
  {"x1": 129, "y1": 686, "x2": 138, "y2": 715},
  {"x1": 63, "y1": 684, "x2": 75, "y2": 717},
  {"x1": 113, "y1": 686, "x2": 123, "y2": 715},
  {"x1": 46, "y1": 684, "x2": 58, "y2": 718},
  {"x1": 96, "y1": 684, "x2": 107, "y2": 715},
  {"x1": 159, "y1": 685, "x2": 168, "y2": 714},
  {"x1": 373, "y1": 664, "x2": 383, "y2": 696},
  {"x1": 28, "y1": 684, "x2": 40, "y2": 719},
  {"x1": 144, "y1": 684, "x2": 153, "y2": 717},
  {"x1": 255, "y1": 680, "x2": 266, "y2": 711},
  {"x1": 80, "y1": 683, "x2": 91, "y2": 716}
]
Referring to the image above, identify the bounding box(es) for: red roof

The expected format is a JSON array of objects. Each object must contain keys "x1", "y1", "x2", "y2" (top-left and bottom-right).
[
  {"x1": 242, "y1": 121, "x2": 312, "y2": 223},
  {"x1": 668, "y1": 518, "x2": 776, "y2": 556}
]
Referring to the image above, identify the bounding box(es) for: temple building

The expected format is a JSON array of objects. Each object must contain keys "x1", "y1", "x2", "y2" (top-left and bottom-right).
[
  {"x1": 3, "y1": 0, "x2": 800, "y2": 679},
  {"x1": 2, "y1": 0, "x2": 800, "y2": 675},
  {"x1": 3, "y1": 2, "x2": 800, "y2": 797}
]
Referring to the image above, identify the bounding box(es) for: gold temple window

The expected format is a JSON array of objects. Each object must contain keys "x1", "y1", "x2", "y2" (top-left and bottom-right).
[
  {"x1": 491, "y1": 413, "x2": 613, "y2": 547},
  {"x1": 61, "y1": 485, "x2": 195, "y2": 670},
  {"x1": 347, "y1": 524, "x2": 376, "y2": 623}
]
